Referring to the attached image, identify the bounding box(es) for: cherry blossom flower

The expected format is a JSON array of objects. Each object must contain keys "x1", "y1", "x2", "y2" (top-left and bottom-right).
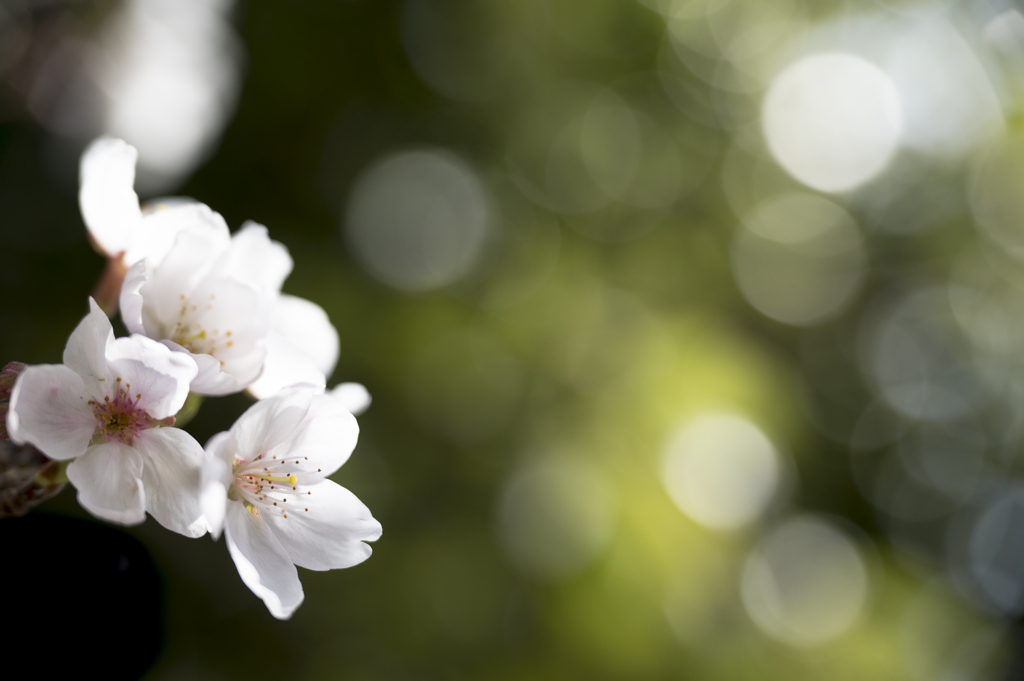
[
  {"x1": 119, "y1": 218, "x2": 341, "y2": 398},
  {"x1": 79, "y1": 136, "x2": 229, "y2": 265},
  {"x1": 200, "y1": 385, "x2": 381, "y2": 619},
  {"x1": 6, "y1": 299, "x2": 207, "y2": 536},
  {"x1": 119, "y1": 222, "x2": 281, "y2": 396},
  {"x1": 84, "y1": 135, "x2": 342, "y2": 397}
]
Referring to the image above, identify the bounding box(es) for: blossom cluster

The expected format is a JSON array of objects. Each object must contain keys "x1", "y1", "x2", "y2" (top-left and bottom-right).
[{"x1": 4, "y1": 138, "x2": 380, "y2": 620}]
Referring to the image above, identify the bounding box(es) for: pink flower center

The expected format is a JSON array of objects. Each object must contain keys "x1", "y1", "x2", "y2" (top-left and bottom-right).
[{"x1": 89, "y1": 380, "x2": 171, "y2": 445}]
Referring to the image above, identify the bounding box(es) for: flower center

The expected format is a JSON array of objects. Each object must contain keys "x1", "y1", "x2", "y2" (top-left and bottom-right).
[
  {"x1": 89, "y1": 378, "x2": 171, "y2": 445},
  {"x1": 168, "y1": 294, "x2": 234, "y2": 362},
  {"x1": 230, "y1": 453, "x2": 320, "y2": 519}
]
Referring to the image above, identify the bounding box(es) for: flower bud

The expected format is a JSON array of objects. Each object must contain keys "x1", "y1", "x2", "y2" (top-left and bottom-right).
[
  {"x1": 0, "y1": 361, "x2": 27, "y2": 442},
  {"x1": 0, "y1": 362, "x2": 27, "y2": 401},
  {"x1": 0, "y1": 441, "x2": 67, "y2": 518}
]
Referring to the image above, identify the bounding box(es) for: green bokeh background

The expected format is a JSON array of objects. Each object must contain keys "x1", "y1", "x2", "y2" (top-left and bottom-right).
[{"x1": 0, "y1": 0, "x2": 1017, "y2": 679}]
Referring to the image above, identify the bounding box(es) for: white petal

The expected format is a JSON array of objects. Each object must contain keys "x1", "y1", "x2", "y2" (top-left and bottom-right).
[
  {"x1": 142, "y1": 229, "x2": 230, "y2": 328},
  {"x1": 175, "y1": 344, "x2": 255, "y2": 397},
  {"x1": 119, "y1": 260, "x2": 160, "y2": 337},
  {"x1": 136, "y1": 428, "x2": 207, "y2": 538},
  {"x1": 141, "y1": 196, "x2": 200, "y2": 213},
  {"x1": 286, "y1": 392, "x2": 359, "y2": 483},
  {"x1": 200, "y1": 473, "x2": 227, "y2": 539},
  {"x1": 215, "y1": 222, "x2": 293, "y2": 295},
  {"x1": 276, "y1": 295, "x2": 339, "y2": 375},
  {"x1": 200, "y1": 431, "x2": 233, "y2": 539},
  {"x1": 330, "y1": 382, "x2": 372, "y2": 416},
  {"x1": 246, "y1": 295, "x2": 339, "y2": 400},
  {"x1": 265, "y1": 479, "x2": 380, "y2": 571},
  {"x1": 204, "y1": 430, "x2": 234, "y2": 466},
  {"x1": 105, "y1": 335, "x2": 197, "y2": 419},
  {"x1": 66, "y1": 442, "x2": 147, "y2": 525},
  {"x1": 79, "y1": 137, "x2": 142, "y2": 256},
  {"x1": 231, "y1": 386, "x2": 315, "y2": 460},
  {"x1": 7, "y1": 365, "x2": 96, "y2": 461},
  {"x1": 225, "y1": 502, "x2": 304, "y2": 620},
  {"x1": 124, "y1": 202, "x2": 230, "y2": 269},
  {"x1": 179, "y1": 276, "x2": 272, "y2": 392},
  {"x1": 63, "y1": 298, "x2": 115, "y2": 398},
  {"x1": 246, "y1": 331, "x2": 327, "y2": 400}
]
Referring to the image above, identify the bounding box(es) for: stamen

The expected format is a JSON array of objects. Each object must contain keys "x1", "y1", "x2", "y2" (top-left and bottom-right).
[
  {"x1": 232, "y1": 457, "x2": 314, "y2": 519},
  {"x1": 179, "y1": 330, "x2": 207, "y2": 344},
  {"x1": 246, "y1": 473, "x2": 298, "y2": 485}
]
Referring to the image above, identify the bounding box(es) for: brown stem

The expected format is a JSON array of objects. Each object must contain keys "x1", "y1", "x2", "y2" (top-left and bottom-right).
[{"x1": 91, "y1": 256, "x2": 129, "y2": 316}]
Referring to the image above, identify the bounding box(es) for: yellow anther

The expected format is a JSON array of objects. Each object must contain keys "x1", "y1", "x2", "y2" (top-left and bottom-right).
[
  {"x1": 248, "y1": 473, "x2": 298, "y2": 485},
  {"x1": 179, "y1": 330, "x2": 207, "y2": 344}
]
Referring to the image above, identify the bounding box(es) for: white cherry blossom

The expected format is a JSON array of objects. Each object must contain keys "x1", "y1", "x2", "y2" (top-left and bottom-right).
[
  {"x1": 7, "y1": 299, "x2": 206, "y2": 536},
  {"x1": 120, "y1": 220, "x2": 342, "y2": 397},
  {"x1": 84, "y1": 135, "x2": 342, "y2": 398},
  {"x1": 120, "y1": 221, "x2": 285, "y2": 396},
  {"x1": 200, "y1": 386, "x2": 381, "y2": 619},
  {"x1": 80, "y1": 136, "x2": 228, "y2": 266}
]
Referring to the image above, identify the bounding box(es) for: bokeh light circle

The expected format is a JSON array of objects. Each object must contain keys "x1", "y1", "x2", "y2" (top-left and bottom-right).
[
  {"x1": 732, "y1": 193, "x2": 867, "y2": 326},
  {"x1": 741, "y1": 516, "x2": 869, "y2": 646},
  {"x1": 762, "y1": 52, "x2": 902, "y2": 193},
  {"x1": 661, "y1": 413, "x2": 780, "y2": 530},
  {"x1": 860, "y1": 287, "x2": 985, "y2": 422},
  {"x1": 497, "y1": 457, "x2": 615, "y2": 580},
  {"x1": 345, "y1": 149, "x2": 491, "y2": 291},
  {"x1": 971, "y1": 136, "x2": 1024, "y2": 259},
  {"x1": 887, "y1": 20, "x2": 1003, "y2": 160},
  {"x1": 969, "y1": 489, "x2": 1024, "y2": 615}
]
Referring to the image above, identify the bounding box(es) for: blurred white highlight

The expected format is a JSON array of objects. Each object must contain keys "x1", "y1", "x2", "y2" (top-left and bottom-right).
[
  {"x1": 741, "y1": 516, "x2": 869, "y2": 646},
  {"x1": 92, "y1": 0, "x2": 244, "y2": 192},
  {"x1": 886, "y1": 20, "x2": 1003, "y2": 159},
  {"x1": 661, "y1": 414, "x2": 780, "y2": 530},
  {"x1": 763, "y1": 53, "x2": 902, "y2": 193},
  {"x1": 345, "y1": 149, "x2": 492, "y2": 291},
  {"x1": 984, "y1": 10, "x2": 1024, "y2": 58}
]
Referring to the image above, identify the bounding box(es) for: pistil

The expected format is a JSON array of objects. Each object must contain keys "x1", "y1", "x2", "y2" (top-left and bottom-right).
[{"x1": 89, "y1": 380, "x2": 170, "y2": 445}]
